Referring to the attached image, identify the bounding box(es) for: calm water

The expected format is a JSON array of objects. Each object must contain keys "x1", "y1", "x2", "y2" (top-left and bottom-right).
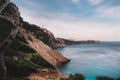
[{"x1": 58, "y1": 42, "x2": 120, "y2": 80}]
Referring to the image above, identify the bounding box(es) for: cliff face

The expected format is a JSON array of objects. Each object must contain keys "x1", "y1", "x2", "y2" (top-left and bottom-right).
[
  {"x1": 19, "y1": 24, "x2": 69, "y2": 67},
  {"x1": 0, "y1": 0, "x2": 57, "y2": 50},
  {"x1": 21, "y1": 21, "x2": 57, "y2": 49},
  {"x1": 0, "y1": 0, "x2": 69, "y2": 79},
  {"x1": 0, "y1": 0, "x2": 69, "y2": 64}
]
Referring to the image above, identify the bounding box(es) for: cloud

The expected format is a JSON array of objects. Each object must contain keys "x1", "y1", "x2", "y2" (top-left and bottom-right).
[
  {"x1": 71, "y1": 0, "x2": 80, "y2": 4},
  {"x1": 14, "y1": 0, "x2": 120, "y2": 41},
  {"x1": 20, "y1": 8, "x2": 120, "y2": 41},
  {"x1": 96, "y1": 6, "x2": 120, "y2": 19},
  {"x1": 88, "y1": 0, "x2": 103, "y2": 5}
]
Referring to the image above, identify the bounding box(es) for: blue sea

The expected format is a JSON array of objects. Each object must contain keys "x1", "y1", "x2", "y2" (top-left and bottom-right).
[{"x1": 58, "y1": 42, "x2": 120, "y2": 80}]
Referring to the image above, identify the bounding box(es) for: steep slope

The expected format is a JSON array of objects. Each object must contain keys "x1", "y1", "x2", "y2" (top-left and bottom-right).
[
  {"x1": 20, "y1": 29, "x2": 69, "y2": 66},
  {"x1": 21, "y1": 21, "x2": 57, "y2": 49},
  {"x1": 19, "y1": 23, "x2": 69, "y2": 67},
  {"x1": 0, "y1": 0, "x2": 70, "y2": 80}
]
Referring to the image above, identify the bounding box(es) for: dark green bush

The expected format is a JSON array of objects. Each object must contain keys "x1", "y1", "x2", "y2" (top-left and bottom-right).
[
  {"x1": 96, "y1": 77, "x2": 114, "y2": 80},
  {"x1": 11, "y1": 39, "x2": 36, "y2": 53},
  {"x1": 31, "y1": 54, "x2": 54, "y2": 69},
  {"x1": 15, "y1": 33, "x2": 28, "y2": 44},
  {"x1": 116, "y1": 78, "x2": 120, "y2": 80},
  {"x1": 60, "y1": 73, "x2": 85, "y2": 80},
  {"x1": 5, "y1": 58, "x2": 37, "y2": 77}
]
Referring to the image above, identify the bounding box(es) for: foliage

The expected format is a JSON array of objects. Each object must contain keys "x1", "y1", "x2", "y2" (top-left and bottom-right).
[
  {"x1": 61, "y1": 74, "x2": 120, "y2": 80},
  {"x1": 5, "y1": 57, "x2": 37, "y2": 77},
  {"x1": 10, "y1": 39, "x2": 36, "y2": 53},
  {"x1": 116, "y1": 78, "x2": 120, "y2": 80},
  {"x1": 31, "y1": 54, "x2": 54, "y2": 69},
  {"x1": 96, "y1": 77, "x2": 115, "y2": 80},
  {"x1": 60, "y1": 73, "x2": 85, "y2": 80},
  {"x1": 15, "y1": 33, "x2": 28, "y2": 44},
  {"x1": 4, "y1": 31, "x2": 54, "y2": 79}
]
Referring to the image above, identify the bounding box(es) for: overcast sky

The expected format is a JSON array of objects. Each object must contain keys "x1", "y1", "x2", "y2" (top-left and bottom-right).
[{"x1": 11, "y1": 0, "x2": 120, "y2": 41}]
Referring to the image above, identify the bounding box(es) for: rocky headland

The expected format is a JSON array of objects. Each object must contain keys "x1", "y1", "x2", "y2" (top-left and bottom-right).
[{"x1": 0, "y1": 0, "x2": 70, "y2": 80}]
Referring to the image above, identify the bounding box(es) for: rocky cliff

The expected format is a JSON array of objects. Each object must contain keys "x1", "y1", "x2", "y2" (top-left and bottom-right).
[
  {"x1": 20, "y1": 21, "x2": 57, "y2": 49},
  {"x1": 0, "y1": 0, "x2": 69, "y2": 80}
]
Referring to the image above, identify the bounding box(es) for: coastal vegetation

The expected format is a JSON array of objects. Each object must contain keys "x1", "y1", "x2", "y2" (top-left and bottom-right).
[
  {"x1": 60, "y1": 73, "x2": 85, "y2": 80},
  {"x1": 60, "y1": 74, "x2": 120, "y2": 80},
  {"x1": 4, "y1": 33, "x2": 54, "y2": 78}
]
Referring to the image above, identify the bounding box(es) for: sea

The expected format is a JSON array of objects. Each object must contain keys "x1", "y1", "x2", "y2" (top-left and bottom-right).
[{"x1": 58, "y1": 41, "x2": 120, "y2": 80}]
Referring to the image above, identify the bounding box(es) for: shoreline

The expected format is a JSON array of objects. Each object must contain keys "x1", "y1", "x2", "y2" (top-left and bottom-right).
[{"x1": 56, "y1": 38, "x2": 100, "y2": 48}]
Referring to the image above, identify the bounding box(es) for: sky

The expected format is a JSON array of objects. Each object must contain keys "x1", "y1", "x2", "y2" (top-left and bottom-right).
[{"x1": 11, "y1": 0, "x2": 120, "y2": 41}]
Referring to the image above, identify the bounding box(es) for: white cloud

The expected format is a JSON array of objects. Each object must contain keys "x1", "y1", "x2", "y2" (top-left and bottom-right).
[
  {"x1": 71, "y1": 0, "x2": 80, "y2": 4},
  {"x1": 17, "y1": 1, "x2": 120, "y2": 41},
  {"x1": 88, "y1": 0, "x2": 103, "y2": 5},
  {"x1": 96, "y1": 6, "x2": 120, "y2": 18},
  {"x1": 20, "y1": 8, "x2": 120, "y2": 41}
]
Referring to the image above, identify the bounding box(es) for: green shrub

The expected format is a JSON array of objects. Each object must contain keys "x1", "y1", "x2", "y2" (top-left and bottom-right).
[
  {"x1": 15, "y1": 33, "x2": 28, "y2": 44},
  {"x1": 31, "y1": 54, "x2": 54, "y2": 69},
  {"x1": 116, "y1": 78, "x2": 120, "y2": 80},
  {"x1": 96, "y1": 77, "x2": 115, "y2": 80},
  {"x1": 11, "y1": 39, "x2": 36, "y2": 53},
  {"x1": 5, "y1": 58, "x2": 37, "y2": 77},
  {"x1": 60, "y1": 73, "x2": 85, "y2": 80}
]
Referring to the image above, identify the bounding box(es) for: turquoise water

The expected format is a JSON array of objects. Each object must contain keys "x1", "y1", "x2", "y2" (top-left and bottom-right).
[{"x1": 58, "y1": 42, "x2": 120, "y2": 80}]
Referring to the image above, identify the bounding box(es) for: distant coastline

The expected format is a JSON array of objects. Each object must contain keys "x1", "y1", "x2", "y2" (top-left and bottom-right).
[{"x1": 56, "y1": 38, "x2": 100, "y2": 48}]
